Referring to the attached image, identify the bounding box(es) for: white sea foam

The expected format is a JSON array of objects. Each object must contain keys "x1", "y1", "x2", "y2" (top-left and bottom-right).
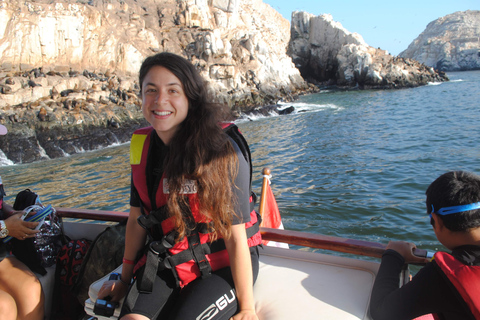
[
  {"x1": 0, "y1": 149, "x2": 14, "y2": 166},
  {"x1": 277, "y1": 101, "x2": 342, "y2": 113},
  {"x1": 36, "y1": 143, "x2": 51, "y2": 160},
  {"x1": 235, "y1": 102, "x2": 342, "y2": 123},
  {"x1": 427, "y1": 82, "x2": 443, "y2": 86}
]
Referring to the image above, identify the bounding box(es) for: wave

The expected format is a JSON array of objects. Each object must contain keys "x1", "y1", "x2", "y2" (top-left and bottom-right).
[
  {"x1": 0, "y1": 150, "x2": 14, "y2": 166},
  {"x1": 236, "y1": 102, "x2": 342, "y2": 123},
  {"x1": 427, "y1": 82, "x2": 443, "y2": 86},
  {"x1": 277, "y1": 101, "x2": 342, "y2": 113}
]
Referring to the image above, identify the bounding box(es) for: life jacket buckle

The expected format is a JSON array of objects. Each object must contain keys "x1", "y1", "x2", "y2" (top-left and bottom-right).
[
  {"x1": 163, "y1": 256, "x2": 172, "y2": 269},
  {"x1": 162, "y1": 237, "x2": 173, "y2": 249},
  {"x1": 149, "y1": 240, "x2": 166, "y2": 255},
  {"x1": 137, "y1": 214, "x2": 151, "y2": 230}
]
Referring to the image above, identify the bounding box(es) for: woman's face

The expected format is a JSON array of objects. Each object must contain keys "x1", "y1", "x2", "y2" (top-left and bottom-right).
[{"x1": 142, "y1": 65, "x2": 189, "y2": 145}]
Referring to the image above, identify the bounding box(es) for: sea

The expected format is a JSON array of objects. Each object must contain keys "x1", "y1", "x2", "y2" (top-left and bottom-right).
[{"x1": 1, "y1": 70, "x2": 479, "y2": 258}]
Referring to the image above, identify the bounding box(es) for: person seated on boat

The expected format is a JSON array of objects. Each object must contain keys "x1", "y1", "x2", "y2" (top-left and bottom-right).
[
  {"x1": 0, "y1": 125, "x2": 44, "y2": 320},
  {"x1": 370, "y1": 171, "x2": 480, "y2": 320},
  {"x1": 97, "y1": 52, "x2": 262, "y2": 320}
]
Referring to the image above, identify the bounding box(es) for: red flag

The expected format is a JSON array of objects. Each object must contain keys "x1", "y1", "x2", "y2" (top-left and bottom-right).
[{"x1": 261, "y1": 177, "x2": 288, "y2": 248}]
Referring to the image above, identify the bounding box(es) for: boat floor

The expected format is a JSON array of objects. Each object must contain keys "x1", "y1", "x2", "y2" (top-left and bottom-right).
[
  {"x1": 84, "y1": 246, "x2": 379, "y2": 320},
  {"x1": 36, "y1": 220, "x2": 380, "y2": 320}
]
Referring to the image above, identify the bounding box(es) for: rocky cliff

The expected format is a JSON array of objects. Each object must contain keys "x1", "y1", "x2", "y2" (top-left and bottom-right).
[
  {"x1": 288, "y1": 12, "x2": 448, "y2": 89},
  {"x1": 0, "y1": 0, "x2": 311, "y2": 163},
  {"x1": 399, "y1": 10, "x2": 480, "y2": 71}
]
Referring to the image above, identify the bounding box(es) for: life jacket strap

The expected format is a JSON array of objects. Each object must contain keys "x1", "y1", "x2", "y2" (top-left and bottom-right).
[
  {"x1": 250, "y1": 192, "x2": 257, "y2": 212},
  {"x1": 137, "y1": 232, "x2": 176, "y2": 293},
  {"x1": 188, "y1": 228, "x2": 212, "y2": 279},
  {"x1": 246, "y1": 212, "x2": 261, "y2": 238}
]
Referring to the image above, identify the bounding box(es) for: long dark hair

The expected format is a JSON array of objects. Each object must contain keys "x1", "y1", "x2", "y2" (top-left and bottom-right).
[{"x1": 139, "y1": 52, "x2": 238, "y2": 240}]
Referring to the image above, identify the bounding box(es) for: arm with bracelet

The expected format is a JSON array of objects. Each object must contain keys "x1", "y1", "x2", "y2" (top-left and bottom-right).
[{"x1": 97, "y1": 206, "x2": 146, "y2": 302}]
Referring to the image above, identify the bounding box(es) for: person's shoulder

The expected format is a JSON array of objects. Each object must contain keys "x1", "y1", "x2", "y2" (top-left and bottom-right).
[
  {"x1": 220, "y1": 122, "x2": 236, "y2": 130},
  {"x1": 227, "y1": 136, "x2": 243, "y2": 157},
  {"x1": 133, "y1": 126, "x2": 154, "y2": 135}
]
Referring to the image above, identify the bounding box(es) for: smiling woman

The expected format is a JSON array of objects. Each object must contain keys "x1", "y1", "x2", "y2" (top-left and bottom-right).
[{"x1": 97, "y1": 52, "x2": 263, "y2": 320}]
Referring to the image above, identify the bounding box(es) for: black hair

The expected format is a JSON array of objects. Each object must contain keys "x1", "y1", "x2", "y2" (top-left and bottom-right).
[{"x1": 426, "y1": 171, "x2": 480, "y2": 232}]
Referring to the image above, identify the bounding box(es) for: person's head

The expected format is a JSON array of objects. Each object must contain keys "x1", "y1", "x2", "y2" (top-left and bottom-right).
[
  {"x1": 139, "y1": 52, "x2": 232, "y2": 145},
  {"x1": 426, "y1": 171, "x2": 480, "y2": 232},
  {"x1": 139, "y1": 52, "x2": 207, "y2": 107}
]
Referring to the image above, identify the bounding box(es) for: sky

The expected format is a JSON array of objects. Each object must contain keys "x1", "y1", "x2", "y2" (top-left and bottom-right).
[{"x1": 261, "y1": 0, "x2": 479, "y2": 56}]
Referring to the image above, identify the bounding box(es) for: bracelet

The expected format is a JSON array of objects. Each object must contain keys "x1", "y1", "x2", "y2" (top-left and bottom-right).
[{"x1": 123, "y1": 257, "x2": 135, "y2": 265}]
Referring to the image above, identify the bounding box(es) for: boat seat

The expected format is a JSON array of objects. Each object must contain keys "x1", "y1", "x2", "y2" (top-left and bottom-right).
[
  {"x1": 85, "y1": 246, "x2": 379, "y2": 320},
  {"x1": 254, "y1": 246, "x2": 378, "y2": 320}
]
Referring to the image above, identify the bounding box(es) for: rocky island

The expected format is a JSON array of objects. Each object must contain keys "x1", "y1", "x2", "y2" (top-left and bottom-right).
[
  {"x1": 0, "y1": 0, "x2": 449, "y2": 164},
  {"x1": 288, "y1": 12, "x2": 448, "y2": 89},
  {"x1": 400, "y1": 10, "x2": 480, "y2": 71}
]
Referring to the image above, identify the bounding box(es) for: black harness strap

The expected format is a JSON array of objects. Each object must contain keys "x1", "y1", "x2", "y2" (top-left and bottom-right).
[
  {"x1": 246, "y1": 213, "x2": 261, "y2": 238},
  {"x1": 182, "y1": 206, "x2": 213, "y2": 280},
  {"x1": 136, "y1": 231, "x2": 176, "y2": 293},
  {"x1": 138, "y1": 246, "x2": 162, "y2": 293},
  {"x1": 187, "y1": 227, "x2": 212, "y2": 279}
]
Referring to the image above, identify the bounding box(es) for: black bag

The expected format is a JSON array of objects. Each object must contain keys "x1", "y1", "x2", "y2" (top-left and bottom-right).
[
  {"x1": 13, "y1": 189, "x2": 40, "y2": 211},
  {"x1": 73, "y1": 219, "x2": 127, "y2": 304},
  {"x1": 12, "y1": 189, "x2": 65, "y2": 275}
]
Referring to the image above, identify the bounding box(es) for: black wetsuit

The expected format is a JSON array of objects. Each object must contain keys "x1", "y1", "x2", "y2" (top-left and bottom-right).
[
  {"x1": 123, "y1": 132, "x2": 259, "y2": 320},
  {"x1": 370, "y1": 246, "x2": 480, "y2": 320}
]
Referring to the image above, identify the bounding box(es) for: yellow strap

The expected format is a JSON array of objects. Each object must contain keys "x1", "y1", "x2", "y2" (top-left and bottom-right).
[{"x1": 130, "y1": 134, "x2": 148, "y2": 165}]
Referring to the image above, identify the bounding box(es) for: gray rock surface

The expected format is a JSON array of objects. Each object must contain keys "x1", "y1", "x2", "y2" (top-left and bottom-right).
[
  {"x1": 0, "y1": 0, "x2": 313, "y2": 163},
  {"x1": 289, "y1": 12, "x2": 448, "y2": 89},
  {"x1": 0, "y1": 0, "x2": 309, "y2": 107},
  {"x1": 399, "y1": 10, "x2": 480, "y2": 71}
]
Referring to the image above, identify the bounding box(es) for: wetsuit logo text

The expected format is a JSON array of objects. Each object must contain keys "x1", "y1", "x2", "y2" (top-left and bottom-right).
[{"x1": 196, "y1": 289, "x2": 236, "y2": 320}]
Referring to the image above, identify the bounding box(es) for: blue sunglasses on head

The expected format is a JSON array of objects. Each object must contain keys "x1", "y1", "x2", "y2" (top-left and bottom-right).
[{"x1": 430, "y1": 202, "x2": 480, "y2": 219}]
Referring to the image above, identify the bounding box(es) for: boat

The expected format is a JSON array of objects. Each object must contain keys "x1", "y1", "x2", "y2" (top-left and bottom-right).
[{"x1": 35, "y1": 169, "x2": 422, "y2": 320}]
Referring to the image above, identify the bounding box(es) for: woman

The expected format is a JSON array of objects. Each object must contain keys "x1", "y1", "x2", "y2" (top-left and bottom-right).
[
  {"x1": 0, "y1": 125, "x2": 44, "y2": 320},
  {"x1": 99, "y1": 52, "x2": 262, "y2": 320}
]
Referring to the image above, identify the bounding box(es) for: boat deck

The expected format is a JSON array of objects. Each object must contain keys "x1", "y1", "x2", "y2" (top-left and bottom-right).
[{"x1": 84, "y1": 246, "x2": 379, "y2": 320}]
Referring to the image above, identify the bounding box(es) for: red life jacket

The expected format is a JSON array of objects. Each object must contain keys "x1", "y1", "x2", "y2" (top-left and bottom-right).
[
  {"x1": 130, "y1": 125, "x2": 262, "y2": 288},
  {"x1": 434, "y1": 251, "x2": 480, "y2": 320}
]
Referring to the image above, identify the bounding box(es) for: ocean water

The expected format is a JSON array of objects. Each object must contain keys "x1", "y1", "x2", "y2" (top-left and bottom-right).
[{"x1": 1, "y1": 70, "x2": 479, "y2": 256}]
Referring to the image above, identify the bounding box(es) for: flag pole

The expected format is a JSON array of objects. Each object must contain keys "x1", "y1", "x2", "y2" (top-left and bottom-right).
[{"x1": 259, "y1": 167, "x2": 271, "y2": 224}]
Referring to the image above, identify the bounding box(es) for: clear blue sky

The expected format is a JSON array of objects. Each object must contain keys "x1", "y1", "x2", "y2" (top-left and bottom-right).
[{"x1": 262, "y1": 0, "x2": 479, "y2": 56}]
